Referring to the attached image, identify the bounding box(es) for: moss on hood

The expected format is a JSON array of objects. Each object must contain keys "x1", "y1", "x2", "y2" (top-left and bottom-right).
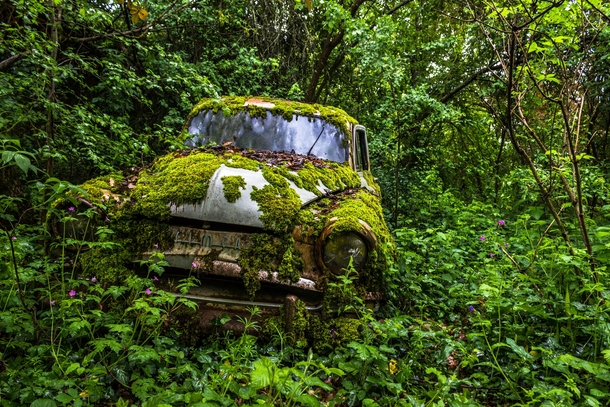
[{"x1": 115, "y1": 147, "x2": 361, "y2": 232}]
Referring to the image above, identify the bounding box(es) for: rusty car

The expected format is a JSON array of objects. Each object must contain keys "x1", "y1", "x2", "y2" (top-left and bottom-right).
[{"x1": 53, "y1": 96, "x2": 393, "y2": 345}]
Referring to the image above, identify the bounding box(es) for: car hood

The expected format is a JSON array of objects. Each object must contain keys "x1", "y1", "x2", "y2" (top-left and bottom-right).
[{"x1": 169, "y1": 164, "x2": 334, "y2": 228}]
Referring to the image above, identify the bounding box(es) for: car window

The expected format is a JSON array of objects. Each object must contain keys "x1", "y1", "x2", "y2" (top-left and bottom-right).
[
  {"x1": 353, "y1": 126, "x2": 369, "y2": 171},
  {"x1": 186, "y1": 110, "x2": 349, "y2": 163}
]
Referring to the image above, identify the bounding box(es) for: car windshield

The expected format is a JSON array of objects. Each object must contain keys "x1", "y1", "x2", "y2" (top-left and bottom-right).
[{"x1": 186, "y1": 110, "x2": 349, "y2": 163}]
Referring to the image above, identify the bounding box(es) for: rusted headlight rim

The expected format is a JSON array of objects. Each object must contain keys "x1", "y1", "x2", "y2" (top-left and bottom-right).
[{"x1": 315, "y1": 217, "x2": 377, "y2": 275}]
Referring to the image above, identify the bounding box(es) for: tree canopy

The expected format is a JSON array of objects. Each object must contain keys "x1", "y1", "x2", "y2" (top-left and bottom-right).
[{"x1": 2, "y1": 0, "x2": 610, "y2": 405}]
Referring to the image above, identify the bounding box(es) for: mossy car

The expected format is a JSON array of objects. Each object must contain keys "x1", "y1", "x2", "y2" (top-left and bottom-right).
[{"x1": 53, "y1": 97, "x2": 394, "y2": 342}]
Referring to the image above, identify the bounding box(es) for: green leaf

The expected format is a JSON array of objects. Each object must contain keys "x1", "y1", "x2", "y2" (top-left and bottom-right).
[
  {"x1": 55, "y1": 393, "x2": 74, "y2": 404},
  {"x1": 293, "y1": 394, "x2": 320, "y2": 406},
  {"x1": 31, "y1": 400, "x2": 57, "y2": 407},
  {"x1": 251, "y1": 357, "x2": 276, "y2": 389},
  {"x1": 1, "y1": 150, "x2": 15, "y2": 164},
  {"x1": 65, "y1": 362, "x2": 80, "y2": 375},
  {"x1": 14, "y1": 153, "x2": 31, "y2": 174},
  {"x1": 506, "y1": 338, "x2": 532, "y2": 360}
]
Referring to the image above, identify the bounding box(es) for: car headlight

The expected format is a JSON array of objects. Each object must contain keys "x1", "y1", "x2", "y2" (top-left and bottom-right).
[
  {"x1": 322, "y1": 231, "x2": 368, "y2": 275},
  {"x1": 315, "y1": 217, "x2": 377, "y2": 275}
]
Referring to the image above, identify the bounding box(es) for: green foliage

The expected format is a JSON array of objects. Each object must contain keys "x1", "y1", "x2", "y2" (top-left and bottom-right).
[{"x1": 3, "y1": 0, "x2": 610, "y2": 405}]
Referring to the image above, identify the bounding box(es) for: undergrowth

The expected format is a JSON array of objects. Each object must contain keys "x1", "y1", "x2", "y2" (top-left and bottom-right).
[{"x1": 2, "y1": 150, "x2": 610, "y2": 406}]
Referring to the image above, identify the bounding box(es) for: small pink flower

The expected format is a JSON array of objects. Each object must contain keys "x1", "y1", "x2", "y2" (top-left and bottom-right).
[
  {"x1": 49, "y1": 300, "x2": 55, "y2": 306},
  {"x1": 153, "y1": 276, "x2": 159, "y2": 281},
  {"x1": 105, "y1": 216, "x2": 110, "y2": 222},
  {"x1": 69, "y1": 290, "x2": 76, "y2": 297},
  {"x1": 192, "y1": 262, "x2": 198, "y2": 269},
  {"x1": 145, "y1": 288, "x2": 151, "y2": 295},
  {"x1": 497, "y1": 220, "x2": 505, "y2": 226},
  {"x1": 490, "y1": 253, "x2": 495, "y2": 258},
  {"x1": 101, "y1": 197, "x2": 105, "y2": 202},
  {"x1": 91, "y1": 276, "x2": 97, "y2": 283},
  {"x1": 11, "y1": 236, "x2": 17, "y2": 241},
  {"x1": 154, "y1": 243, "x2": 159, "y2": 249},
  {"x1": 68, "y1": 206, "x2": 75, "y2": 212},
  {"x1": 504, "y1": 243, "x2": 509, "y2": 247},
  {"x1": 479, "y1": 236, "x2": 486, "y2": 241}
]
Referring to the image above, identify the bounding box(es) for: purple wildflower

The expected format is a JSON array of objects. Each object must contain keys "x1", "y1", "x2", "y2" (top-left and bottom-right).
[
  {"x1": 497, "y1": 220, "x2": 505, "y2": 226},
  {"x1": 145, "y1": 288, "x2": 151, "y2": 295},
  {"x1": 469, "y1": 305, "x2": 475, "y2": 313},
  {"x1": 91, "y1": 276, "x2": 97, "y2": 283},
  {"x1": 153, "y1": 276, "x2": 159, "y2": 281},
  {"x1": 504, "y1": 243, "x2": 509, "y2": 247},
  {"x1": 479, "y1": 235, "x2": 486, "y2": 241},
  {"x1": 154, "y1": 243, "x2": 159, "y2": 249},
  {"x1": 101, "y1": 197, "x2": 105, "y2": 202},
  {"x1": 69, "y1": 290, "x2": 76, "y2": 297},
  {"x1": 490, "y1": 253, "x2": 495, "y2": 258},
  {"x1": 192, "y1": 262, "x2": 198, "y2": 269},
  {"x1": 11, "y1": 236, "x2": 17, "y2": 241},
  {"x1": 49, "y1": 300, "x2": 55, "y2": 306},
  {"x1": 105, "y1": 216, "x2": 110, "y2": 222},
  {"x1": 68, "y1": 206, "x2": 75, "y2": 212}
]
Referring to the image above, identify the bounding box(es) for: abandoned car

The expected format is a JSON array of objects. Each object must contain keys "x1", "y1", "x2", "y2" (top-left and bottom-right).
[{"x1": 55, "y1": 96, "x2": 393, "y2": 344}]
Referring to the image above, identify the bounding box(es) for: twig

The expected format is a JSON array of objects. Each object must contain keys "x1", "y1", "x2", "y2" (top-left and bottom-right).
[
  {"x1": 77, "y1": 0, "x2": 192, "y2": 43},
  {"x1": 498, "y1": 244, "x2": 545, "y2": 297},
  {"x1": 0, "y1": 53, "x2": 28, "y2": 70}
]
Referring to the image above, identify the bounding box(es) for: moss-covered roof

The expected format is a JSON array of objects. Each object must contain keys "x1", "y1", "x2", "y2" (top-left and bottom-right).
[{"x1": 185, "y1": 96, "x2": 358, "y2": 136}]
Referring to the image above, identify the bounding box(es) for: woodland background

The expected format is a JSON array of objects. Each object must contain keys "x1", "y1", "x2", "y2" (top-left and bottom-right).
[{"x1": 2, "y1": 0, "x2": 610, "y2": 405}]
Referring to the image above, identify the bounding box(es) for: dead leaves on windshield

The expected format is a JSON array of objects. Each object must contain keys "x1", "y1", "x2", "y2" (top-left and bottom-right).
[{"x1": 201, "y1": 144, "x2": 331, "y2": 171}]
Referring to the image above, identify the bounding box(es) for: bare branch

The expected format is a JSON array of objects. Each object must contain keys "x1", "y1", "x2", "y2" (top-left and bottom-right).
[
  {"x1": 387, "y1": 0, "x2": 415, "y2": 15},
  {"x1": 0, "y1": 53, "x2": 26, "y2": 71},
  {"x1": 585, "y1": 0, "x2": 610, "y2": 23}
]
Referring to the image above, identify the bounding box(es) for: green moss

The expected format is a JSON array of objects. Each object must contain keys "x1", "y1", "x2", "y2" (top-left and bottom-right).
[
  {"x1": 325, "y1": 191, "x2": 394, "y2": 291},
  {"x1": 80, "y1": 247, "x2": 132, "y2": 282},
  {"x1": 250, "y1": 162, "x2": 360, "y2": 232},
  {"x1": 321, "y1": 282, "x2": 366, "y2": 318},
  {"x1": 287, "y1": 186, "x2": 394, "y2": 300},
  {"x1": 79, "y1": 172, "x2": 124, "y2": 200},
  {"x1": 251, "y1": 169, "x2": 302, "y2": 232},
  {"x1": 186, "y1": 96, "x2": 358, "y2": 136},
  {"x1": 223, "y1": 155, "x2": 261, "y2": 172},
  {"x1": 238, "y1": 234, "x2": 281, "y2": 298},
  {"x1": 128, "y1": 151, "x2": 261, "y2": 220},
  {"x1": 291, "y1": 298, "x2": 309, "y2": 343},
  {"x1": 221, "y1": 175, "x2": 246, "y2": 203},
  {"x1": 310, "y1": 315, "x2": 362, "y2": 352},
  {"x1": 131, "y1": 151, "x2": 225, "y2": 220},
  {"x1": 238, "y1": 234, "x2": 303, "y2": 298},
  {"x1": 277, "y1": 246, "x2": 303, "y2": 283},
  {"x1": 197, "y1": 249, "x2": 220, "y2": 274},
  {"x1": 80, "y1": 218, "x2": 173, "y2": 283}
]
